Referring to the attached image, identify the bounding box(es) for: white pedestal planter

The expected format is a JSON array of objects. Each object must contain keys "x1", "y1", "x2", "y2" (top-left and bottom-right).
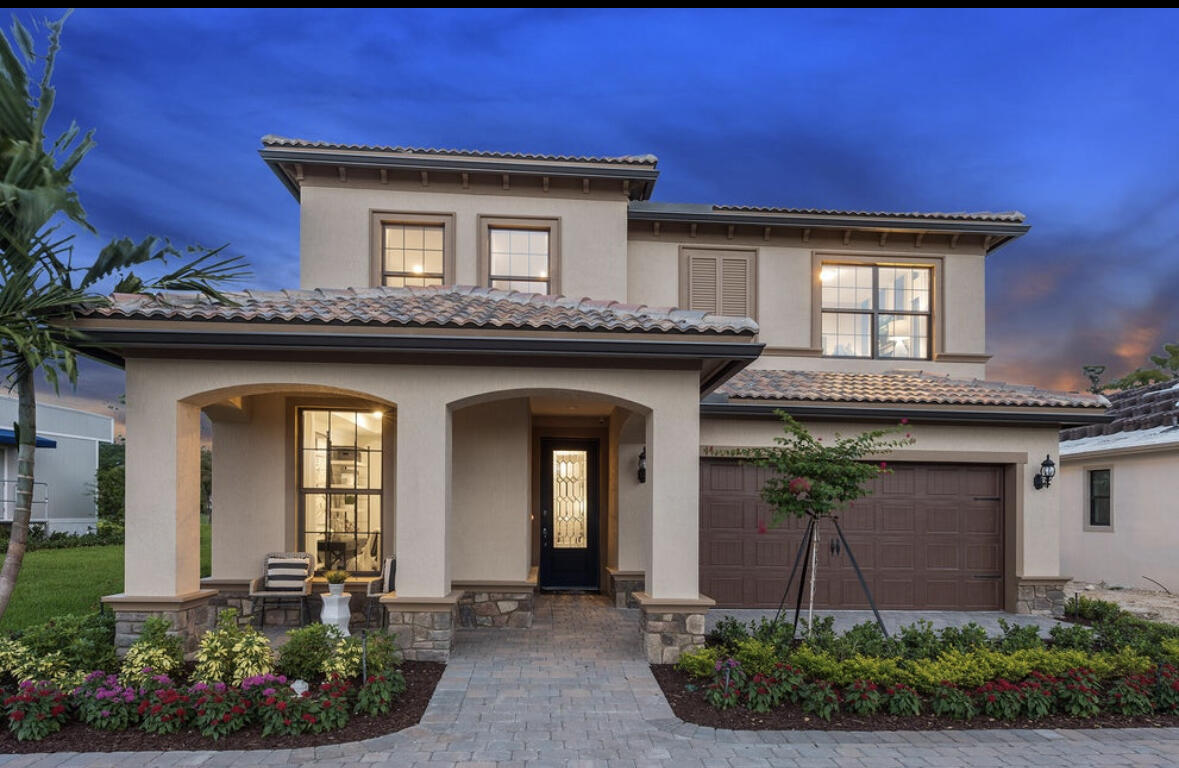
[{"x1": 320, "y1": 592, "x2": 351, "y2": 636}]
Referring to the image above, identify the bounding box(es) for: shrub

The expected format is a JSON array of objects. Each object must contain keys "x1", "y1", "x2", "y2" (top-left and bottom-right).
[
  {"x1": 195, "y1": 609, "x2": 275, "y2": 685},
  {"x1": 121, "y1": 617, "x2": 183, "y2": 686},
  {"x1": 1049, "y1": 623, "x2": 1096, "y2": 652},
  {"x1": 1022, "y1": 672, "x2": 1055, "y2": 719},
  {"x1": 1162, "y1": 638, "x2": 1179, "y2": 666},
  {"x1": 0, "y1": 637, "x2": 70, "y2": 687},
  {"x1": 884, "y1": 683, "x2": 921, "y2": 716},
  {"x1": 733, "y1": 637, "x2": 778, "y2": 677},
  {"x1": 843, "y1": 679, "x2": 882, "y2": 715},
  {"x1": 3, "y1": 680, "x2": 69, "y2": 741},
  {"x1": 994, "y1": 619, "x2": 1044, "y2": 652},
  {"x1": 354, "y1": 671, "x2": 406, "y2": 716},
  {"x1": 675, "y1": 646, "x2": 722, "y2": 678},
  {"x1": 1056, "y1": 668, "x2": 1101, "y2": 717},
  {"x1": 938, "y1": 623, "x2": 988, "y2": 653},
  {"x1": 278, "y1": 623, "x2": 342, "y2": 682},
  {"x1": 897, "y1": 620, "x2": 941, "y2": 660},
  {"x1": 836, "y1": 622, "x2": 901, "y2": 659},
  {"x1": 190, "y1": 681, "x2": 252, "y2": 740},
  {"x1": 929, "y1": 682, "x2": 976, "y2": 720},
  {"x1": 750, "y1": 617, "x2": 794, "y2": 652},
  {"x1": 1104, "y1": 674, "x2": 1154, "y2": 716},
  {"x1": 1154, "y1": 664, "x2": 1179, "y2": 714},
  {"x1": 17, "y1": 612, "x2": 117, "y2": 677},
  {"x1": 137, "y1": 678, "x2": 192, "y2": 735},
  {"x1": 787, "y1": 645, "x2": 842, "y2": 682},
  {"x1": 704, "y1": 658, "x2": 745, "y2": 710},
  {"x1": 798, "y1": 680, "x2": 839, "y2": 721},
  {"x1": 706, "y1": 616, "x2": 749, "y2": 650},
  {"x1": 362, "y1": 632, "x2": 402, "y2": 677},
  {"x1": 322, "y1": 635, "x2": 365, "y2": 680},
  {"x1": 1064, "y1": 595, "x2": 1121, "y2": 623},
  {"x1": 796, "y1": 615, "x2": 837, "y2": 650},
  {"x1": 976, "y1": 679, "x2": 1023, "y2": 719},
  {"x1": 73, "y1": 671, "x2": 139, "y2": 731}
]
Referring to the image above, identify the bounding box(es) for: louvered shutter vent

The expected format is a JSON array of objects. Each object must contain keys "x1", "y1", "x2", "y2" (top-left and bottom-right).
[
  {"x1": 688, "y1": 255, "x2": 719, "y2": 313},
  {"x1": 720, "y1": 257, "x2": 749, "y2": 316}
]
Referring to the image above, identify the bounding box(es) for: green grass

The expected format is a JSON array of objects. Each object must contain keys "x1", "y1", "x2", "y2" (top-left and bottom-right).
[{"x1": 0, "y1": 518, "x2": 213, "y2": 632}]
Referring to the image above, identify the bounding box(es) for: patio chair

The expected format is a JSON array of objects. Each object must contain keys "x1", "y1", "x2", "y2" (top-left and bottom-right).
[
  {"x1": 248, "y1": 552, "x2": 314, "y2": 628},
  {"x1": 365, "y1": 557, "x2": 396, "y2": 629}
]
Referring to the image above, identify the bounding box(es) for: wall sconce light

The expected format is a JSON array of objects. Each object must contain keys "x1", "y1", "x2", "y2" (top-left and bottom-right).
[
  {"x1": 637, "y1": 447, "x2": 647, "y2": 484},
  {"x1": 1033, "y1": 454, "x2": 1056, "y2": 490}
]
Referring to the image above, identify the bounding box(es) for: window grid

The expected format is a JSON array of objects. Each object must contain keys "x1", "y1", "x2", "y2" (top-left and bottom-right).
[
  {"x1": 1088, "y1": 469, "x2": 1111, "y2": 527},
  {"x1": 382, "y1": 223, "x2": 445, "y2": 287},
  {"x1": 488, "y1": 227, "x2": 551, "y2": 294},
  {"x1": 821, "y1": 264, "x2": 932, "y2": 360}
]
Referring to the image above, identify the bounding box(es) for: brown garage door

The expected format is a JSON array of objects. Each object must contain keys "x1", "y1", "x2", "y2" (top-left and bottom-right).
[{"x1": 700, "y1": 459, "x2": 1004, "y2": 609}]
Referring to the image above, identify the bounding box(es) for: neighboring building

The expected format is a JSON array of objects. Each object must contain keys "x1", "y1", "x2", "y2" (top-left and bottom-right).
[
  {"x1": 1059, "y1": 380, "x2": 1179, "y2": 591},
  {"x1": 78, "y1": 137, "x2": 1107, "y2": 661},
  {"x1": 0, "y1": 395, "x2": 114, "y2": 535}
]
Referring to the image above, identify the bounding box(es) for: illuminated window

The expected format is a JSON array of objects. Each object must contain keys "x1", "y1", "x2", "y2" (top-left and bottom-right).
[
  {"x1": 820, "y1": 264, "x2": 931, "y2": 359},
  {"x1": 489, "y1": 227, "x2": 551, "y2": 293},
  {"x1": 382, "y1": 224, "x2": 445, "y2": 287}
]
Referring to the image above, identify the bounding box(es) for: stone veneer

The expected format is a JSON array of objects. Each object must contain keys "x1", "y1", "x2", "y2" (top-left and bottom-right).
[
  {"x1": 382, "y1": 593, "x2": 460, "y2": 662},
  {"x1": 1016, "y1": 576, "x2": 1069, "y2": 616},
  {"x1": 633, "y1": 591, "x2": 714, "y2": 665},
  {"x1": 606, "y1": 569, "x2": 645, "y2": 609},
  {"x1": 456, "y1": 588, "x2": 535, "y2": 628},
  {"x1": 202, "y1": 578, "x2": 370, "y2": 628},
  {"x1": 105, "y1": 590, "x2": 218, "y2": 656}
]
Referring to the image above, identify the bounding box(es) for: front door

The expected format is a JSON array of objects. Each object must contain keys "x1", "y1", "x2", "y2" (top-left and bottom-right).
[{"x1": 540, "y1": 438, "x2": 600, "y2": 590}]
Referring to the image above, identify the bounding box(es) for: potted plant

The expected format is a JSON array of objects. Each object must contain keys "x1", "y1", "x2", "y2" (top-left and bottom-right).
[{"x1": 324, "y1": 570, "x2": 349, "y2": 596}]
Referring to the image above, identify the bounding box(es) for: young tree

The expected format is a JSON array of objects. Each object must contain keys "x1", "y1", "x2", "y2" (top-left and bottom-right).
[
  {"x1": 740, "y1": 411, "x2": 914, "y2": 630},
  {"x1": 0, "y1": 15, "x2": 248, "y2": 619},
  {"x1": 1109, "y1": 343, "x2": 1179, "y2": 390}
]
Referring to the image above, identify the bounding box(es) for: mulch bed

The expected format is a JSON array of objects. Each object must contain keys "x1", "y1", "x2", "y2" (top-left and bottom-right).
[
  {"x1": 0, "y1": 662, "x2": 444, "y2": 754},
  {"x1": 652, "y1": 665, "x2": 1179, "y2": 731}
]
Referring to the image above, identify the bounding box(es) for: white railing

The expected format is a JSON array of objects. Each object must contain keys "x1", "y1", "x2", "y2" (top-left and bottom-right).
[{"x1": 0, "y1": 480, "x2": 49, "y2": 522}]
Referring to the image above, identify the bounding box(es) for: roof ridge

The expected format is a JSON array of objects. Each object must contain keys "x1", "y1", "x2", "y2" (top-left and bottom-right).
[{"x1": 260, "y1": 135, "x2": 658, "y2": 166}]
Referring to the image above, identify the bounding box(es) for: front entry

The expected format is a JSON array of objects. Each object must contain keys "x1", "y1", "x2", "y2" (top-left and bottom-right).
[{"x1": 539, "y1": 438, "x2": 600, "y2": 590}]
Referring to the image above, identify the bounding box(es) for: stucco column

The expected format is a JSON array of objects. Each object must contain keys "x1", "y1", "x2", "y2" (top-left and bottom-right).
[
  {"x1": 123, "y1": 379, "x2": 202, "y2": 597},
  {"x1": 645, "y1": 397, "x2": 700, "y2": 600},
  {"x1": 393, "y1": 398, "x2": 451, "y2": 598}
]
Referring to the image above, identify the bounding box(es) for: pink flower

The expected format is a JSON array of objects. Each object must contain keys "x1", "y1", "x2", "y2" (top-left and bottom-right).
[
  {"x1": 879, "y1": 461, "x2": 888, "y2": 469},
  {"x1": 900, "y1": 417, "x2": 909, "y2": 425},
  {"x1": 757, "y1": 519, "x2": 768, "y2": 535},
  {"x1": 788, "y1": 477, "x2": 812, "y2": 496}
]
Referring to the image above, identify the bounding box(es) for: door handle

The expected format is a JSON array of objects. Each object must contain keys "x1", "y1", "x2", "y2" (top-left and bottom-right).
[{"x1": 542, "y1": 519, "x2": 549, "y2": 547}]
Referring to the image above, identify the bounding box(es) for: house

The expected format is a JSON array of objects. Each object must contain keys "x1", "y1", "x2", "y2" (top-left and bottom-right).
[
  {"x1": 1059, "y1": 380, "x2": 1179, "y2": 592},
  {"x1": 0, "y1": 395, "x2": 114, "y2": 535},
  {"x1": 77, "y1": 137, "x2": 1107, "y2": 662}
]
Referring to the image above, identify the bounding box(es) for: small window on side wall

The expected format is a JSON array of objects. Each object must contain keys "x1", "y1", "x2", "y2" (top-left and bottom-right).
[{"x1": 1088, "y1": 468, "x2": 1111, "y2": 528}]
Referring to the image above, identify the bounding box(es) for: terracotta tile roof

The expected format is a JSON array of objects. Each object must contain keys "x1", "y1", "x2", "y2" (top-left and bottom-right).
[
  {"x1": 718, "y1": 369, "x2": 1107, "y2": 409},
  {"x1": 1062, "y1": 379, "x2": 1179, "y2": 441},
  {"x1": 78, "y1": 285, "x2": 757, "y2": 335},
  {"x1": 260, "y1": 136, "x2": 658, "y2": 166},
  {"x1": 712, "y1": 205, "x2": 1025, "y2": 223}
]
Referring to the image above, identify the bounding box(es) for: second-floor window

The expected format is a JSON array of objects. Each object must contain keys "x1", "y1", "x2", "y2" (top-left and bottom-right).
[
  {"x1": 489, "y1": 227, "x2": 551, "y2": 293},
  {"x1": 381, "y1": 223, "x2": 445, "y2": 287},
  {"x1": 820, "y1": 264, "x2": 931, "y2": 359}
]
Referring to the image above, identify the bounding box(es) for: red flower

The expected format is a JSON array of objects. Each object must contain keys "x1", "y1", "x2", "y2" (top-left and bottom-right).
[
  {"x1": 222, "y1": 714, "x2": 232, "y2": 723},
  {"x1": 302, "y1": 714, "x2": 317, "y2": 723},
  {"x1": 277, "y1": 701, "x2": 287, "y2": 711},
  {"x1": 10, "y1": 711, "x2": 24, "y2": 721},
  {"x1": 50, "y1": 705, "x2": 65, "y2": 716},
  {"x1": 788, "y1": 476, "x2": 812, "y2": 496},
  {"x1": 879, "y1": 461, "x2": 888, "y2": 469},
  {"x1": 756, "y1": 519, "x2": 768, "y2": 535},
  {"x1": 900, "y1": 417, "x2": 909, "y2": 425}
]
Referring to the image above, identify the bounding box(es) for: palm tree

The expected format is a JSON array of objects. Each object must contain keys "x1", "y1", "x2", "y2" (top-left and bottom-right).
[{"x1": 0, "y1": 14, "x2": 249, "y2": 619}]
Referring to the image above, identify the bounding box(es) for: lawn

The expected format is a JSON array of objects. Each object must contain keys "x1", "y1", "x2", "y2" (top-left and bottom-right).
[{"x1": 0, "y1": 519, "x2": 212, "y2": 631}]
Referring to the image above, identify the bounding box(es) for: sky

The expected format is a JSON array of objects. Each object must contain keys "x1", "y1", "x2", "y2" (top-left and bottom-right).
[{"x1": 11, "y1": 7, "x2": 1179, "y2": 421}]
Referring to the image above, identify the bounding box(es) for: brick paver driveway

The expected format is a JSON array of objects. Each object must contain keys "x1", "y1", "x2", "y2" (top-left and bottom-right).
[{"x1": 4, "y1": 594, "x2": 1178, "y2": 767}]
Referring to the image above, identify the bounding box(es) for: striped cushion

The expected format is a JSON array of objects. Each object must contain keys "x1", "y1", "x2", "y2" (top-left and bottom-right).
[
  {"x1": 383, "y1": 558, "x2": 397, "y2": 594},
  {"x1": 265, "y1": 557, "x2": 308, "y2": 591}
]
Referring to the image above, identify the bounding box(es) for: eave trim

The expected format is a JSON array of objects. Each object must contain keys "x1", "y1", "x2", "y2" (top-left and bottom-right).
[{"x1": 700, "y1": 401, "x2": 1111, "y2": 427}]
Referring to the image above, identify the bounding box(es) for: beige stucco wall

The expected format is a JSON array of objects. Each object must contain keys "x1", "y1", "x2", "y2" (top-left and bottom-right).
[
  {"x1": 1060, "y1": 450, "x2": 1179, "y2": 590},
  {"x1": 616, "y1": 410, "x2": 651, "y2": 573},
  {"x1": 700, "y1": 417, "x2": 1064, "y2": 581},
  {"x1": 626, "y1": 233, "x2": 988, "y2": 377},
  {"x1": 450, "y1": 399, "x2": 531, "y2": 582},
  {"x1": 120, "y1": 357, "x2": 701, "y2": 601},
  {"x1": 299, "y1": 180, "x2": 629, "y2": 301}
]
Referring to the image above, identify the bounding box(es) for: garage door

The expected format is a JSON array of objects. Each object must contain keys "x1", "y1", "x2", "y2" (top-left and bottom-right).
[{"x1": 700, "y1": 459, "x2": 1004, "y2": 609}]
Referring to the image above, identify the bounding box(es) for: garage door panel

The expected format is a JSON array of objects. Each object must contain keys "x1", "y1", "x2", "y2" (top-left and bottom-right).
[{"x1": 701, "y1": 459, "x2": 1003, "y2": 609}]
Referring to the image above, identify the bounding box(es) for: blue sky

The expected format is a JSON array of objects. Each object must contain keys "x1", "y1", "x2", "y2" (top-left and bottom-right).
[{"x1": 13, "y1": 8, "x2": 1179, "y2": 419}]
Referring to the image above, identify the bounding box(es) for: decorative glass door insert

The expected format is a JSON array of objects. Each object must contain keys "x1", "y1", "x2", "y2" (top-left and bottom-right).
[{"x1": 552, "y1": 450, "x2": 588, "y2": 549}]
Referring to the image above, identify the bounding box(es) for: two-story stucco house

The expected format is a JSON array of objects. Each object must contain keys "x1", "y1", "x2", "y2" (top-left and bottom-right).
[{"x1": 80, "y1": 137, "x2": 1107, "y2": 662}]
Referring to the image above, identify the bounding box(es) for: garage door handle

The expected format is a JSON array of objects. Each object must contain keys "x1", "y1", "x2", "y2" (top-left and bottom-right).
[
  {"x1": 972, "y1": 574, "x2": 1002, "y2": 579},
  {"x1": 973, "y1": 496, "x2": 1001, "y2": 501}
]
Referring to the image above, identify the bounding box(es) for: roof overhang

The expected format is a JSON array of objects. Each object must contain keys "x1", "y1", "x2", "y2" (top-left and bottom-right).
[
  {"x1": 72, "y1": 323, "x2": 761, "y2": 396},
  {"x1": 261, "y1": 146, "x2": 660, "y2": 202},
  {"x1": 628, "y1": 203, "x2": 1030, "y2": 253},
  {"x1": 701, "y1": 399, "x2": 1111, "y2": 428}
]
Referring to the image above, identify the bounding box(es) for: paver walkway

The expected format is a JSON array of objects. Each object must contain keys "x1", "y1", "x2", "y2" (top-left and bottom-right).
[{"x1": 4, "y1": 595, "x2": 1178, "y2": 766}]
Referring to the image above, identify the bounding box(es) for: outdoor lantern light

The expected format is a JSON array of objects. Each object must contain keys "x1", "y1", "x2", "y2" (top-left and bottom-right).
[
  {"x1": 1033, "y1": 454, "x2": 1056, "y2": 490},
  {"x1": 637, "y1": 447, "x2": 647, "y2": 484}
]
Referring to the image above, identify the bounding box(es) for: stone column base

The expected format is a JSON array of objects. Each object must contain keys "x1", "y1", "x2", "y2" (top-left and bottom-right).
[
  {"x1": 634, "y1": 592, "x2": 714, "y2": 664},
  {"x1": 1015, "y1": 576, "x2": 1069, "y2": 616},
  {"x1": 380, "y1": 592, "x2": 460, "y2": 662},
  {"x1": 606, "y1": 568, "x2": 645, "y2": 609},
  {"x1": 102, "y1": 589, "x2": 218, "y2": 657},
  {"x1": 454, "y1": 580, "x2": 536, "y2": 628}
]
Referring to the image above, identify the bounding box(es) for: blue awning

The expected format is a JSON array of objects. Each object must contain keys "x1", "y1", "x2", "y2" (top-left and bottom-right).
[{"x1": 0, "y1": 429, "x2": 56, "y2": 448}]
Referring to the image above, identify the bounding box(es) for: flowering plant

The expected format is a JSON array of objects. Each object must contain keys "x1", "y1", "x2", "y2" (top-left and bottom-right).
[
  {"x1": 73, "y1": 671, "x2": 139, "y2": 731},
  {"x1": 884, "y1": 683, "x2": 921, "y2": 716},
  {"x1": 743, "y1": 673, "x2": 777, "y2": 713},
  {"x1": 255, "y1": 683, "x2": 306, "y2": 737},
  {"x1": 137, "y1": 682, "x2": 191, "y2": 735},
  {"x1": 1021, "y1": 672, "x2": 1056, "y2": 719},
  {"x1": 798, "y1": 679, "x2": 840, "y2": 721},
  {"x1": 1104, "y1": 673, "x2": 1154, "y2": 716},
  {"x1": 354, "y1": 672, "x2": 406, "y2": 716},
  {"x1": 929, "y1": 681, "x2": 975, "y2": 720},
  {"x1": 1155, "y1": 664, "x2": 1179, "y2": 714},
  {"x1": 4, "y1": 680, "x2": 69, "y2": 741},
  {"x1": 1056, "y1": 668, "x2": 1101, "y2": 717},
  {"x1": 191, "y1": 681, "x2": 252, "y2": 740},
  {"x1": 843, "y1": 679, "x2": 882, "y2": 715},
  {"x1": 976, "y1": 678, "x2": 1023, "y2": 720},
  {"x1": 704, "y1": 658, "x2": 745, "y2": 710},
  {"x1": 301, "y1": 677, "x2": 352, "y2": 733}
]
